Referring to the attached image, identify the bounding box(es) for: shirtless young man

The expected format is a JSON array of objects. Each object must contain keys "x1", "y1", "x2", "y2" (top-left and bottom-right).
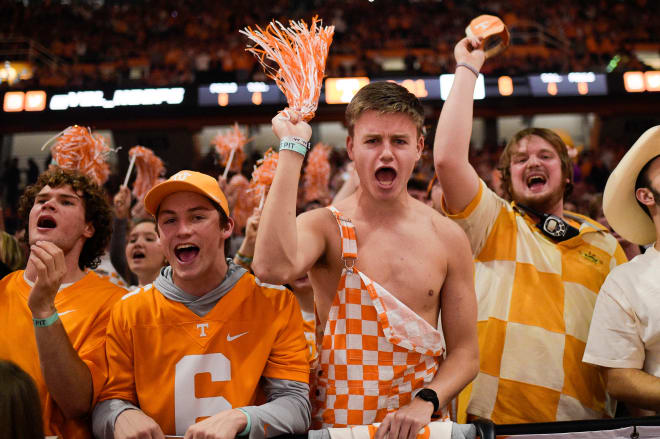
[{"x1": 253, "y1": 81, "x2": 478, "y2": 438}]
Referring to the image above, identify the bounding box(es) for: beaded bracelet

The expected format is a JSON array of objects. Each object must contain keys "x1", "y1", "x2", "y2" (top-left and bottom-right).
[{"x1": 456, "y1": 62, "x2": 480, "y2": 78}]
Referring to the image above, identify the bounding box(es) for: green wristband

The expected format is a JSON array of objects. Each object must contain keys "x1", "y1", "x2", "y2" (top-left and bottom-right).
[
  {"x1": 279, "y1": 140, "x2": 309, "y2": 157},
  {"x1": 33, "y1": 311, "x2": 59, "y2": 328},
  {"x1": 237, "y1": 407, "x2": 251, "y2": 437},
  {"x1": 236, "y1": 252, "x2": 253, "y2": 265}
]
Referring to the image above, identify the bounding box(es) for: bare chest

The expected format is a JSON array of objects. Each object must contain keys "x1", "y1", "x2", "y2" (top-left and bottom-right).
[{"x1": 311, "y1": 220, "x2": 448, "y2": 329}]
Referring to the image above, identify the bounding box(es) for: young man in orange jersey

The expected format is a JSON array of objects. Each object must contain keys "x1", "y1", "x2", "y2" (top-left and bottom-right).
[
  {"x1": 434, "y1": 37, "x2": 626, "y2": 423},
  {"x1": 92, "y1": 170, "x2": 311, "y2": 439},
  {"x1": 0, "y1": 168, "x2": 125, "y2": 438},
  {"x1": 253, "y1": 82, "x2": 478, "y2": 439}
]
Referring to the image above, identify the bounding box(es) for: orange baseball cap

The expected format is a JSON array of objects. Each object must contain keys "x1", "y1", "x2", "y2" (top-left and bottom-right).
[{"x1": 144, "y1": 170, "x2": 230, "y2": 217}]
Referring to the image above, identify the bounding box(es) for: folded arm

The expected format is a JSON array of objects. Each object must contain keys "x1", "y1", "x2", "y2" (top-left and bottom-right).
[{"x1": 606, "y1": 367, "x2": 660, "y2": 413}]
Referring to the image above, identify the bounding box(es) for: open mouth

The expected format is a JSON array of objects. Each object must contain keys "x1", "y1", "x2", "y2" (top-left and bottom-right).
[
  {"x1": 131, "y1": 250, "x2": 146, "y2": 260},
  {"x1": 174, "y1": 244, "x2": 199, "y2": 263},
  {"x1": 375, "y1": 167, "x2": 397, "y2": 186},
  {"x1": 37, "y1": 216, "x2": 57, "y2": 229},
  {"x1": 526, "y1": 175, "x2": 547, "y2": 191}
]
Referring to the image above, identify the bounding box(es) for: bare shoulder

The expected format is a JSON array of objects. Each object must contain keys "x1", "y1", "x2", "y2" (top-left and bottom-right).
[
  {"x1": 417, "y1": 201, "x2": 470, "y2": 246},
  {"x1": 297, "y1": 205, "x2": 337, "y2": 233},
  {"x1": 296, "y1": 205, "x2": 341, "y2": 260}
]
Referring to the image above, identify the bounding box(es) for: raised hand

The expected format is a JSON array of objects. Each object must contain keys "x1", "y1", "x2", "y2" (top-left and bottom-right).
[
  {"x1": 272, "y1": 109, "x2": 312, "y2": 142},
  {"x1": 114, "y1": 186, "x2": 132, "y2": 219},
  {"x1": 454, "y1": 36, "x2": 486, "y2": 73}
]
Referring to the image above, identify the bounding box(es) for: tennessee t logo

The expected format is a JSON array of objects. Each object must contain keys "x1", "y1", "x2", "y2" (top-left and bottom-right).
[{"x1": 197, "y1": 323, "x2": 209, "y2": 337}]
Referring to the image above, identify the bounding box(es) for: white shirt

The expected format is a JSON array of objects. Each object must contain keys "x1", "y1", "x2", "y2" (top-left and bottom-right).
[{"x1": 584, "y1": 245, "x2": 660, "y2": 376}]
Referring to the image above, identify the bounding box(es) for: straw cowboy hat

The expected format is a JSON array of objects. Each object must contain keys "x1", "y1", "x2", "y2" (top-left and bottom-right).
[{"x1": 603, "y1": 125, "x2": 660, "y2": 245}]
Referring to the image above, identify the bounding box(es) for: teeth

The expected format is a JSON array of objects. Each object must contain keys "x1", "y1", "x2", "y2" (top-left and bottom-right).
[{"x1": 175, "y1": 244, "x2": 197, "y2": 250}]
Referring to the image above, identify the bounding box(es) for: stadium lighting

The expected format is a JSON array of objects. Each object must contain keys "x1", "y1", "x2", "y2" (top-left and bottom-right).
[
  {"x1": 440, "y1": 74, "x2": 485, "y2": 100},
  {"x1": 324, "y1": 77, "x2": 370, "y2": 104},
  {"x1": 498, "y1": 76, "x2": 513, "y2": 96},
  {"x1": 3, "y1": 91, "x2": 24, "y2": 112},
  {"x1": 624, "y1": 71, "x2": 646, "y2": 92},
  {"x1": 645, "y1": 71, "x2": 660, "y2": 92},
  {"x1": 25, "y1": 91, "x2": 47, "y2": 111}
]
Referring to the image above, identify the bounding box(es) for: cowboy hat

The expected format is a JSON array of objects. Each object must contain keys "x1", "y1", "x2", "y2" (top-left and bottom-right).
[{"x1": 603, "y1": 125, "x2": 660, "y2": 245}]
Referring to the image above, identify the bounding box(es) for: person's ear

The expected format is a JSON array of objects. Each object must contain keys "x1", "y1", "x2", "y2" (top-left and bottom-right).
[
  {"x1": 416, "y1": 135, "x2": 424, "y2": 160},
  {"x1": 221, "y1": 216, "x2": 234, "y2": 240},
  {"x1": 346, "y1": 135, "x2": 355, "y2": 161},
  {"x1": 82, "y1": 222, "x2": 95, "y2": 239},
  {"x1": 636, "y1": 187, "x2": 655, "y2": 207}
]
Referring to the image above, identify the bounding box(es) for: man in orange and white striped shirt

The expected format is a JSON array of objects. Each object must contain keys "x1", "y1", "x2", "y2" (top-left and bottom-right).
[{"x1": 434, "y1": 36, "x2": 626, "y2": 423}]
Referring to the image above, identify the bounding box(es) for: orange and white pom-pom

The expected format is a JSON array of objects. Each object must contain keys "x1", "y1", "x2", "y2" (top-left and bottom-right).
[
  {"x1": 128, "y1": 146, "x2": 165, "y2": 203},
  {"x1": 302, "y1": 143, "x2": 331, "y2": 204},
  {"x1": 228, "y1": 174, "x2": 255, "y2": 232},
  {"x1": 50, "y1": 125, "x2": 111, "y2": 185},
  {"x1": 241, "y1": 16, "x2": 334, "y2": 121},
  {"x1": 250, "y1": 148, "x2": 279, "y2": 207},
  {"x1": 212, "y1": 123, "x2": 249, "y2": 175}
]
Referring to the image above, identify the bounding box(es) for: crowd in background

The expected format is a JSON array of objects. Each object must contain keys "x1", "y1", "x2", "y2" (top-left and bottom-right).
[
  {"x1": 0, "y1": 128, "x2": 634, "y2": 246},
  {"x1": 1, "y1": 0, "x2": 657, "y2": 90}
]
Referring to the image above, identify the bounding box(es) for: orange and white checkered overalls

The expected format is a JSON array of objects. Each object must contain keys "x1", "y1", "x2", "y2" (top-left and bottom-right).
[{"x1": 311, "y1": 207, "x2": 449, "y2": 428}]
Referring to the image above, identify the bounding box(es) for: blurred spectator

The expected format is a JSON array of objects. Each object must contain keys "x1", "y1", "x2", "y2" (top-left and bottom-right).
[
  {"x1": 1, "y1": 0, "x2": 655, "y2": 89},
  {"x1": 26, "y1": 158, "x2": 40, "y2": 186},
  {"x1": 1, "y1": 158, "x2": 20, "y2": 212},
  {"x1": 0, "y1": 360, "x2": 44, "y2": 439}
]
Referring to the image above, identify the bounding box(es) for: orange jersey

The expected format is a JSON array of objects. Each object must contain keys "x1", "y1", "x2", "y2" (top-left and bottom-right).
[
  {"x1": 99, "y1": 273, "x2": 310, "y2": 436},
  {"x1": 0, "y1": 270, "x2": 125, "y2": 438}
]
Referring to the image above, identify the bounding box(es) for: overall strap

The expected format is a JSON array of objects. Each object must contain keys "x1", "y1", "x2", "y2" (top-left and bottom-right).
[{"x1": 327, "y1": 206, "x2": 358, "y2": 269}]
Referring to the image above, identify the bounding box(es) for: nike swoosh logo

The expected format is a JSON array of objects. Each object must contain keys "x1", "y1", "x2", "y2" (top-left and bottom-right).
[
  {"x1": 226, "y1": 331, "x2": 248, "y2": 342},
  {"x1": 58, "y1": 310, "x2": 77, "y2": 316}
]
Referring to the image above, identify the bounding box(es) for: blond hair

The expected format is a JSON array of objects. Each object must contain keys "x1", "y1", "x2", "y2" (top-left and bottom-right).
[{"x1": 345, "y1": 82, "x2": 424, "y2": 137}]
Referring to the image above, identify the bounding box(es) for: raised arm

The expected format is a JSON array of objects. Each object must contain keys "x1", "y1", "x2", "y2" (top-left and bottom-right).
[
  {"x1": 252, "y1": 111, "x2": 326, "y2": 284},
  {"x1": 433, "y1": 37, "x2": 486, "y2": 214}
]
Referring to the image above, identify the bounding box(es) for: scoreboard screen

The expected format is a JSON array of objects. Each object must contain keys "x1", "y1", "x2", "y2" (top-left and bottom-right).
[{"x1": 528, "y1": 73, "x2": 608, "y2": 97}]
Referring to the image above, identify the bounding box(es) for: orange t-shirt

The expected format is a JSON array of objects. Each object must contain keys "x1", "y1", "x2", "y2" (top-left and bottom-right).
[
  {"x1": 99, "y1": 274, "x2": 310, "y2": 436},
  {"x1": 0, "y1": 270, "x2": 125, "y2": 438}
]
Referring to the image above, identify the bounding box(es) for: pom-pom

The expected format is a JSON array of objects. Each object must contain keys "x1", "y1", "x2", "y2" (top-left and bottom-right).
[
  {"x1": 250, "y1": 148, "x2": 279, "y2": 207},
  {"x1": 228, "y1": 174, "x2": 255, "y2": 232},
  {"x1": 241, "y1": 16, "x2": 334, "y2": 121},
  {"x1": 128, "y1": 146, "x2": 165, "y2": 203},
  {"x1": 50, "y1": 125, "x2": 111, "y2": 185},
  {"x1": 302, "y1": 143, "x2": 331, "y2": 204},
  {"x1": 212, "y1": 123, "x2": 250, "y2": 177}
]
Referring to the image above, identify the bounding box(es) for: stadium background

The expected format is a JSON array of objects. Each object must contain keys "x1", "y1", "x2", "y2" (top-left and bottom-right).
[{"x1": 1, "y1": 0, "x2": 660, "y2": 236}]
